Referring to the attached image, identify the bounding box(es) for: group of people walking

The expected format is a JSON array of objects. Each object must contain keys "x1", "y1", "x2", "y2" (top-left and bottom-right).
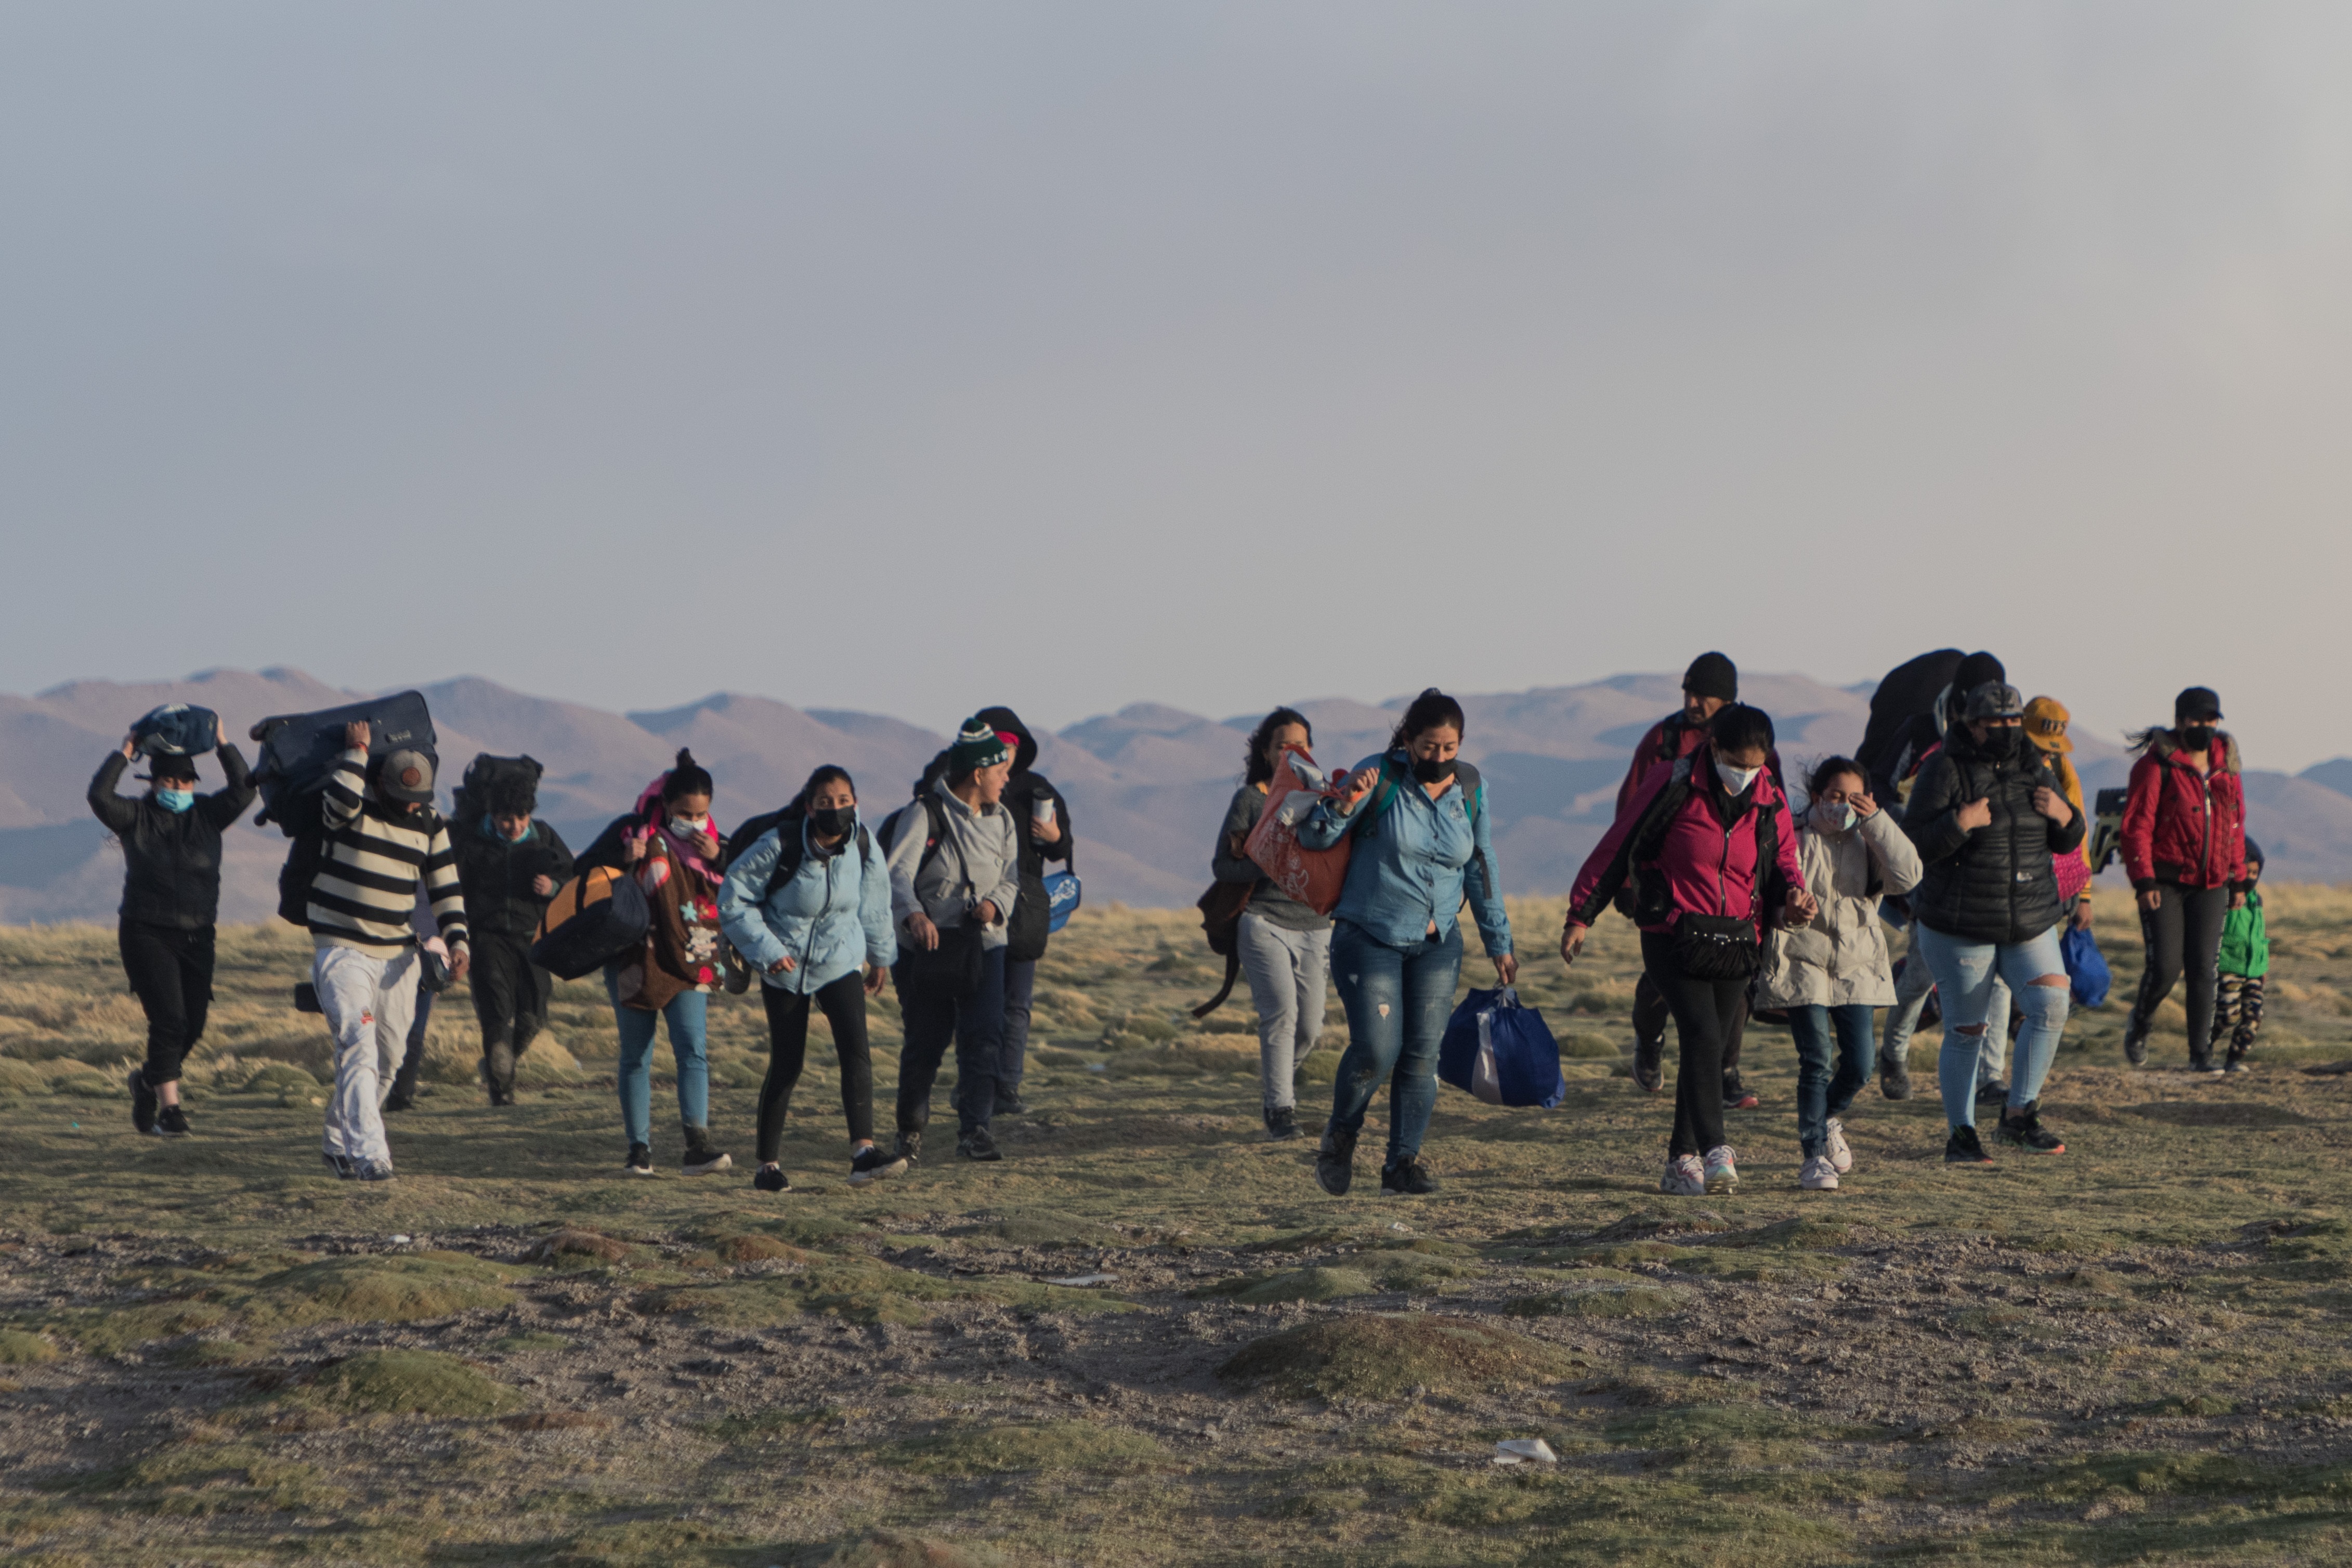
[{"x1": 88, "y1": 654, "x2": 2260, "y2": 1197}]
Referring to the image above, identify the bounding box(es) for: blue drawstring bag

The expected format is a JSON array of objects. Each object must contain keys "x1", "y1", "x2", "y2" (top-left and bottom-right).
[
  {"x1": 1043, "y1": 870, "x2": 1082, "y2": 932},
  {"x1": 2060, "y1": 923, "x2": 2111, "y2": 1009},
  {"x1": 1438, "y1": 987, "x2": 1567, "y2": 1109}
]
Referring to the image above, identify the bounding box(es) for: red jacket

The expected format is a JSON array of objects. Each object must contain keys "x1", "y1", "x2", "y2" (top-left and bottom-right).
[
  {"x1": 1573, "y1": 754, "x2": 1806, "y2": 934},
  {"x1": 2120, "y1": 731, "x2": 2248, "y2": 892}
]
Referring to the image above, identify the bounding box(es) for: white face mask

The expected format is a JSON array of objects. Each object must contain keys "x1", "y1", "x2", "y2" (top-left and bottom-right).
[
  {"x1": 1715, "y1": 759, "x2": 1762, "y2": 796},
  {"x1": 669, "y1": 815, "x2": 709, "y2": 839},
  {"x1": 1813, "y1": 799, "x2": 1856, "y2": 834}
]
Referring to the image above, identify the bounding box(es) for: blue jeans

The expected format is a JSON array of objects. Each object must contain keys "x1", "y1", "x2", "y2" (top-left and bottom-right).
[
  {"x1": 1913, "y1": 923, "x2": 2069, "y2": 1129},
  {"x1": 1788, "y1": 1003, "x2": 1875, "y2": 1158},
  {"x1": 1325, "y1": 920, "x2": 1461, "y2": 1168},
  {"x1": 605, "y1": 966, "x2": 710, "y2": 1147},
  {"x1": 998, "y1": 957, "x2": 1036, "y2": 1097}
]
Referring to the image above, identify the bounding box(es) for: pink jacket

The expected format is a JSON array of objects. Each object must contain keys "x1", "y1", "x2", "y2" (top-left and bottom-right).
[{"x1": 1571, "y1": 755, "x2": 1806, "y2": 934}]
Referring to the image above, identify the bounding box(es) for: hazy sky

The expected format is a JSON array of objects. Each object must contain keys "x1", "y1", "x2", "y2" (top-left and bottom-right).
[{"x1": 5, "y1": 4, "x2": 2348, "y2": 764}]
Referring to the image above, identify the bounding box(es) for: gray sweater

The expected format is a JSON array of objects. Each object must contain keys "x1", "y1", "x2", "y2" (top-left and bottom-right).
[
  {"x1": 1212, "y1": 784, "x2": 1329, "y2": 931},
  {"x1": 886, "y1": 782, "x2": 1025, "y2": 952}
]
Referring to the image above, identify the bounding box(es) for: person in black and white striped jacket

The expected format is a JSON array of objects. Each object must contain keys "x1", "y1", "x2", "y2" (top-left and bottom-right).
[{"x1": 308, "y1": 719, "x2": 469, "y2": 1182}]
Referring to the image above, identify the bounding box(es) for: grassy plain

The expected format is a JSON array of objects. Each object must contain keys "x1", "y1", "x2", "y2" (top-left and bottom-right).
[{"x1": 5, "y1": 889, "x2": 2352, "y2": 1565}]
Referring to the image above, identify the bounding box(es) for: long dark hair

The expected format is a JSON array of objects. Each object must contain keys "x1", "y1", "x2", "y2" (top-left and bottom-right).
[
  {"x1": 1389, "y1": 688, "x2": 1465, "y2": 752},
  {"x1": 1709, "y1": 703, "x2": 1775, "y2": 757},
  {"x1": 662, "y1": 748, "x2": 713, "y2": 802},
  {"x1": 1244, "y1": 707, "x2": 1313, "y2": 786},
  {"x1": 795, "y1": 765, "x2": 855, "y2": 811}
]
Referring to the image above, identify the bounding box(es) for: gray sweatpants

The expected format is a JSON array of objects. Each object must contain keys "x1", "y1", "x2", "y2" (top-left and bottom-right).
[
  {"x1": 1883, "y1": 917, "x2": 2008, "y2": 1082},
  {"x1": 1237, "y1": 911, "x2": 1331, "y2": 1112}
]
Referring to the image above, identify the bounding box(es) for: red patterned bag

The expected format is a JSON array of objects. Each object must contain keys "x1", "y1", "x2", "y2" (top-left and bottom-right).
[{"x1": 1242, "y1": 749, "x2": 1352, "y2": 916}]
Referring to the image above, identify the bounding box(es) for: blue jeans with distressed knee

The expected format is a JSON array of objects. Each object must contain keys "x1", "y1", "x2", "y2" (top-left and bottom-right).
[
  {"x1": 1325, "y1": 920, "x2": 1461, "y2": 1168},
  {"x1": 1914, "y1": 923, "x2": 2069, "y2": 1129}
]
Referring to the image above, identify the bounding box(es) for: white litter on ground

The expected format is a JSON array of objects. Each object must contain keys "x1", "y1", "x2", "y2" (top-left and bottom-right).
[{"x1": 1493, "y1": 1439, "x2": 1558, "y2": 1466}]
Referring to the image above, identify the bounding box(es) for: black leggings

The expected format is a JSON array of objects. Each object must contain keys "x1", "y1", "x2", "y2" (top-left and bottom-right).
[
  {"x1": 756, "y1": 972, "x2": 872, "y2": 1161},
  {"x1": 1642, "y1": 933, "x2": 1747, "y2": 1158},
  {"x1": 119, "y1": 921, "x2": 215, "y2": 1086},
  {"x1": 1632, "y1": 968, "x2": 1751, "y2": 1082},
  {"x1": 2131, "y1": 882, "x2": 2230, "y2": 1060}
]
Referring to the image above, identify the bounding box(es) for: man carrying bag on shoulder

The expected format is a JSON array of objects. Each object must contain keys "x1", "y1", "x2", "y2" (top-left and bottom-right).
[{"x1": 885, "y1": 718, "x2": 1024, "y2": 1165}]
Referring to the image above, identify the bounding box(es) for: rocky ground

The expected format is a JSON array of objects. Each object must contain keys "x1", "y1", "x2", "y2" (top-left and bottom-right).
[{"x1": 6, "y1": 894, "x2": 2352, "y2": 1565}]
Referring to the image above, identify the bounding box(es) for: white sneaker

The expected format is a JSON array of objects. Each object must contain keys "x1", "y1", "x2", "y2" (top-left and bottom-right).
[
  {"x1": 1658, "y1": 1154, "x2": 1706, "y2": 1196},
  {"x1": 1800, "y1": 1154, "x2": 1840, "y2": 1191},
  {"x1": 1703, "y1": 1145, "x2": 1740, "y2": 1194},
  {"x1": 1825, "y1": 1117, "x2": 1853, "y2": 1174}
]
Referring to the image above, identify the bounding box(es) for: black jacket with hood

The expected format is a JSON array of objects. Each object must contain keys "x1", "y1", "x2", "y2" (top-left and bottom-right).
[
  {"x1": 1902, "y1": 727, "x2": 2086, "y2": 945},
  {"x1": 87, "y1": 747, "x2": 258, "y2": 930},
  {"x1": 450, "y1": 817, "x2": 576, "y2": 940},
  {"x1": 974, "y1": 706, "x2": 1073, "y2": 963}
]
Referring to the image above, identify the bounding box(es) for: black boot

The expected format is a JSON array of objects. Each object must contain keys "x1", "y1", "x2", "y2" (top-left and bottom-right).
[
  {"x1": 1266, "y1": 1105, "x2": 1301, "y2": 1142},
  {"x1": 681, "y1": 1125, "x2": 733, "y2": 1175},
  {"x1": 486, "y1": 1038, "x2": 517, "y2": 1106},
  {"x1": 1316, "y1": 1123, "x2": 1358, "y2": 1196}
]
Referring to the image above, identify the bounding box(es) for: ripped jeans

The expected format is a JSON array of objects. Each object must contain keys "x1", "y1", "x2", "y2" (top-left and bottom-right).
[
  {"x1": 1913, "y1": 922, "x2": 2069, "y2": 1129},
  {"x1": 1325, "y1": 920, "x2": 1462, "y2": 1168}
]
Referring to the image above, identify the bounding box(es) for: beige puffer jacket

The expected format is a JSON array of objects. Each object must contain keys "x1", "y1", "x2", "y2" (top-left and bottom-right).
[{"x1": 1755, "y1": 808, "x2": 1924, "y2": 1010}]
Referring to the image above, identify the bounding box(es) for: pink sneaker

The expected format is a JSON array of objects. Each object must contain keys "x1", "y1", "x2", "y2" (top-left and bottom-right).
[{"x1": 1658, "y1": 1155, "x2": 1706, "y2": 1197}]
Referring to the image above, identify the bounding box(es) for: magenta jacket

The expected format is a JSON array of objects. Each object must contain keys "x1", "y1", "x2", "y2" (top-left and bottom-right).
[{"x1": 1570, "y1": 754, "x2": 1806, "y2": 934}]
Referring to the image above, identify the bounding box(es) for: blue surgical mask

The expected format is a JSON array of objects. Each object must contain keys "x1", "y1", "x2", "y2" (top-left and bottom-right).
[{"x1": 156, "y1": 788, "x2": 195, "y2": 813}]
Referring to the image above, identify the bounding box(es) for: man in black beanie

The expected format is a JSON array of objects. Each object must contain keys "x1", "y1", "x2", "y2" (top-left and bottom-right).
[{"x1": 1608, "y1": 652, "x2": 1778, "y2": 1109}]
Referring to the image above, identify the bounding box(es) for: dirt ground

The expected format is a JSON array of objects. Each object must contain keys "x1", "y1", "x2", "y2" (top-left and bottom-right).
[{"x1": 6, "y1": 891, "x2": 2352, "y2": 1565}]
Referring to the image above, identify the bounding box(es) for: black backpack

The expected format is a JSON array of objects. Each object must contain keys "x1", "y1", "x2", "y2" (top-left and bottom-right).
[
  {"x1": 721, "y1": 804, "x2": 872, "y2": 900},
  {"x1": 452, "y1": 753, "x2": 543, "y2": 824}
]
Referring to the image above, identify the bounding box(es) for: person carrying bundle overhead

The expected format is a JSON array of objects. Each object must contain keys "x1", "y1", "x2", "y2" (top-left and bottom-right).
[
  {"x1": 2118, "y1": 686, "x2": 2250, "y2": 1075},
  {"x1": 885, "y1": 720, "x2": 1026, "y2": 1165},
  {"x1": 1567, "y1": 704, "x2": 1812, "y2": 1197},
  {"x1": 448, "y1": 761, "x2": 573, "y2": 1106},
  {"x1": 88, "y1": 715, "x2": 257, "y2": 1138},
  {"x1": 718, "y1": 765, "x2": 901, "y2": 1192},
  {"x1": 1900, "y1": 681, "x2": 2083, "y2": 1164},
  {"x1": 1299, "y1": 689, "x2": 1515, "y2": 1200},
  {"x1": 577, "y1": 750, "x2": 733, "y2": 1177},
  {"x1": 1611, "y1": 652, "x2": 1775, "y2": 1110},
  {"x1": 1211, "y1": 707, "x2": 1332, "y2": 1143},
  {"x1": 1876, "y1": 650, "x2": 2011, "y2": 1102},
  {"x1": 306, "y1": 722, "x2": 470, "y2": 1182}
]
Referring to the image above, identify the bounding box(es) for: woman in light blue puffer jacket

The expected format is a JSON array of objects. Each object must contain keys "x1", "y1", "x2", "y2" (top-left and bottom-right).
[{"x1": 718, "y1": 766, "x2": 899, "y2": 1193}]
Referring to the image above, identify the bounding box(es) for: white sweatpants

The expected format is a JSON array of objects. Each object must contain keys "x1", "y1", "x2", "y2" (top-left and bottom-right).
[{"x1": 313, "y1": 944, "x2": 419, "y2": 1167}]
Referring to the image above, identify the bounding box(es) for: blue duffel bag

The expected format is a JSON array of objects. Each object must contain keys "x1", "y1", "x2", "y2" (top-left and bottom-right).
[{"x1": 1438, "y1": 986, "x2": 1567, "y2": 1109}]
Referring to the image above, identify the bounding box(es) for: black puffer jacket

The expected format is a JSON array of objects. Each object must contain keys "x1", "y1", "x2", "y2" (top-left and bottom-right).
[
  {"x1": 449, "y1": 816, "x2": 576, "y2": 939},
  {"x1": 1902, "y1": 730, "x2": 2086, "y2": 945},
  {"x1": 86, "y1": 747, "x2": 257, "y2": 930}
]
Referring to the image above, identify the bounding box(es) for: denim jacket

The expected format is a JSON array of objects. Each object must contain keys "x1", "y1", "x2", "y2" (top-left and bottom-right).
[
  {"x1": 717, "y1": 816, "x2": 897, "y2": 994},
  {"x1": 1298, "y1": 751, "x2": 1512, "y2": 956}
]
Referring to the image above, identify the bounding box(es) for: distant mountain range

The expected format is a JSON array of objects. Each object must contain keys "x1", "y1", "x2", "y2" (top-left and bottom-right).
[{"x1": 7, "y1": 668, "x2": 2352, "y2": 925}]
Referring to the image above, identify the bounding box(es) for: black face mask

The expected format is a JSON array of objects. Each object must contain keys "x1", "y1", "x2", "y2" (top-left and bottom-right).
[
  {"x1": 809, "y1": 805, "x2": 855, "y2": 839},
  {"x1": 1411, "y1": 755, "x2": 1453, "y2": 785},
  {"x1": 2179, "y1": 724, "x2": 2217, "y2": 751},
  {"x1": 1980, "y1": 726, "x2": 2020, "y2": 760}
]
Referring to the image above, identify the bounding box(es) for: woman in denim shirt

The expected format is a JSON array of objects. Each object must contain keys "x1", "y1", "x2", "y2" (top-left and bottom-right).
[{"x1": 1297, "y1": 689, "x2": 1514, "y2": 1197}]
